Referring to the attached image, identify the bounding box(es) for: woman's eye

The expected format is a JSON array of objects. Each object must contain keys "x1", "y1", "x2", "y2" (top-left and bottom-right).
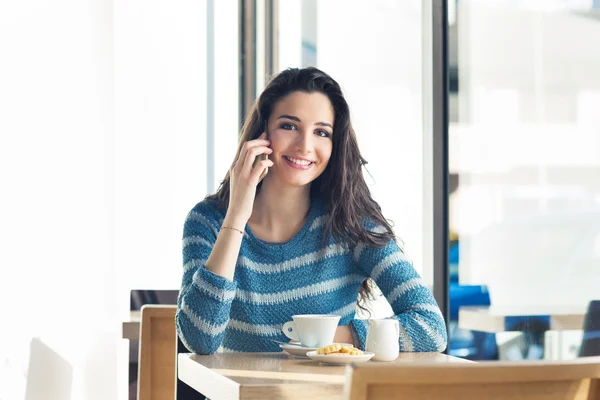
[
  {"x1": 280, "y1": 123, "x2": 297, "y2": 130},
  {"x1": 315, "y1": 130, "x2": 331, "y2": 138}
]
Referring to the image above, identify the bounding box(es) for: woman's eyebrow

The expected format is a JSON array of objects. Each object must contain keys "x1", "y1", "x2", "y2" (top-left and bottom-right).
[{"x1": 277, "y1": 114, "x2": 333, "y2": 128}]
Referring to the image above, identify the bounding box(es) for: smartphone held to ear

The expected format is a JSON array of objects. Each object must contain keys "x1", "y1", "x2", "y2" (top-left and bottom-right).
[
  {"x1": 254, "y1": 124, "x2": 270, "y2": 182},
  {"x1": 253, "y1": 153, "x2": 269, "y2": 181},
  {"x1": 252, "y1": 124, "x2": 270, "y2": 182}
]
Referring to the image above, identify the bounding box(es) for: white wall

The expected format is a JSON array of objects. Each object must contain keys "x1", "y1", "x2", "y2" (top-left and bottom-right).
[
  {"x1": 113, "y1": 2, "x2": 212, "y2": 398},
  {"x1": 113, "y1": 0, "x2": 238, "y2": 299},
  {"x1": 113, "y1": 0, "x2": 207, "y2": 296},
  {"x1": 212, "y1": 1, "x2": 240, "y2": 188},
  {"x1": 0, "y1": 0, "x2": 117, "y2": 398},
  {"x1": 0, "y1": 0, "x2": 222, "y2": 398}
]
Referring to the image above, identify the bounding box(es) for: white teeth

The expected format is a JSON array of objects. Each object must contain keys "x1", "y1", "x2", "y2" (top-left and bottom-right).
[{"x1": 285, "y1": 156, "x2": 312, "y2": 166}]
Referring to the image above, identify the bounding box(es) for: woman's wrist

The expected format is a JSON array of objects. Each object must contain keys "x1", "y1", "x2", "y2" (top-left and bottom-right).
[{"x1": 222, "y1": 212, "x2": 248, "y2": 232}]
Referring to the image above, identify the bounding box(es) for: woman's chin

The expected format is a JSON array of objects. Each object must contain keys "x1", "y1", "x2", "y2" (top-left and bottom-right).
[
  {"x1": 270, "y1": 175, "x2": 313, "y2": 188},
  {"x1": 262, "y1": 169, "x2": 319, "y2": 189},
  {"x1": 282, "y1": 179, "x2": 312, "y2": 188}
]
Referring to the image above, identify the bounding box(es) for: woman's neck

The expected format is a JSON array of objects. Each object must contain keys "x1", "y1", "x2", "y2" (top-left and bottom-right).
[{"x1": 248, "y1": 180, "x2": 311, "y2": 243}]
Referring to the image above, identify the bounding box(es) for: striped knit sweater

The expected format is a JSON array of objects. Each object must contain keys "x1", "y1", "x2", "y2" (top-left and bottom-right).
[{"x1": 176, "y1": 198, "x2": 447, "y2": 354}]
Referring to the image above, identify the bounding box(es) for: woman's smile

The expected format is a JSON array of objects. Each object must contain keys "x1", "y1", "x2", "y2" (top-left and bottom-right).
[{"x1": 282, "y1": 155, "x2": 315, "y2": 170}]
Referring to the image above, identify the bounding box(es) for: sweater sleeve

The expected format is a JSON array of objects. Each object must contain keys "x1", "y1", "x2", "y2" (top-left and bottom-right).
[
  {"x1": 349, "y1": 231, "x2": 448, "y2": 353},
  {"x1": 176, "y1": 203, "x2": 237, "y2": 355}
]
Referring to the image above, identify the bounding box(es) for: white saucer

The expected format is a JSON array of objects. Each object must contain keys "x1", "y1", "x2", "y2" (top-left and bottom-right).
[
  {"x1": 279, "y1": 342, "x2": 353, "y2": 358},
  {"x1": 306, "y1": 350, "x2": 375, "y2": 365}
]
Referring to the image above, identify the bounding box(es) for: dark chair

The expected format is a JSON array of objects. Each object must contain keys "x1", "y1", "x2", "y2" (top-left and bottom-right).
[
  {"x1": 580, "y1": 300, "x2": 600, "y2": 357},
  {"x1": 176, "y1": 338, "x2": 206, "y2": 400},
  {"x1": 130, "y1": 289, "x2": 179, "y2": 311}
]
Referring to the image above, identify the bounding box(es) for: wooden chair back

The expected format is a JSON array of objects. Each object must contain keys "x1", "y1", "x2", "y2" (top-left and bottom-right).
[
  {"x1": 137, "y1": 305, "x2": 178, "y2": 400},
  {"x1": 345, "y1": 357, "x2": 600, "y2": 400}
]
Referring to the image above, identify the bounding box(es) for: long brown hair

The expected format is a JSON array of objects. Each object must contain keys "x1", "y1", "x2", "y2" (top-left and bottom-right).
[{"x1": 208, "y1": 67, "x2": 396, "y2": 313}]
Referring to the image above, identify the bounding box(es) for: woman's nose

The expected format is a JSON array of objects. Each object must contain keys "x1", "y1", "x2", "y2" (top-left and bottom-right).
[{"x1": 295, "y1": 130, "x2": 313, "y2": 154}]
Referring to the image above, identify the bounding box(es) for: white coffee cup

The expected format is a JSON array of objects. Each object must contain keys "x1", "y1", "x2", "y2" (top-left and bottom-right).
[{"x1": 281, "y1": 314, "x2": 341, "y2": 348}]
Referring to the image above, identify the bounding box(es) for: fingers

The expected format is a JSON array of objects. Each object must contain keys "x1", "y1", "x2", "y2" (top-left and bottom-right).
[
  {"x1": 249, "y1": 158, "x2": 274, "y2": 183},
  {"x1": 236, "y1": 132, "x2": 270, "y2": 170},
  {"x1": 243, "y1": 146, "x2": 273, "y2": 174}
]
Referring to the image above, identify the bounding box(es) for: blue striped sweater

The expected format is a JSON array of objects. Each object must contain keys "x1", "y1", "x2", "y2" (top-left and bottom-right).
[{"x1": 176, "y1": 198, "x2": 447, "y2": 354}]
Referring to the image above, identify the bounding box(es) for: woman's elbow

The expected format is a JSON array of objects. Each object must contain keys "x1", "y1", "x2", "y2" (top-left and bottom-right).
[
  {"x1": 176, "y1": 313, "x2": 222, "y2": 355},
  {"x1": 185, "y1": 339, "x2": 220, "y2": 355},
  {"x1": 416, "y1": 330, "x2": 447, "y2": 353},
  {"x1": 432, "y1": 314, "x2": 448, "y2": 352},
  {"x1": 415, "y1": 313, "x2": 448, "y2": 353},
  {"x1": 436, "y1": 330, "x2": 448, "y2": 352}
]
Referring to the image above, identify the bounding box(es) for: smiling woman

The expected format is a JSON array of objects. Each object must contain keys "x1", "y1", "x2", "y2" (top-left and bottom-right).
[
  {"x1": 267, "y1": 92, "x2": 333, "y2": 187},
  {"x1": 175, "y1": 67, "x2": 447, "y2": 355}
]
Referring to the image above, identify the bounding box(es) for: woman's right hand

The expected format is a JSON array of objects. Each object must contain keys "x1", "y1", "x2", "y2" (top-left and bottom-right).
[{"x1": 226, "y1": 132, "x2": 274, "y2": 226}]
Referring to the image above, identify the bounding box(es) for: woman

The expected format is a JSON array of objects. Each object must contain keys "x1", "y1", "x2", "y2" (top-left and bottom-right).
[{"x1": 176, "y1": 67, "x2": 447, "y2": 354}]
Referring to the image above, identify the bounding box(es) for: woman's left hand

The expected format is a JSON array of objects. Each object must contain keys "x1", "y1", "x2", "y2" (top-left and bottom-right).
[{"x1": 333, "y1": 325, "x2": 356, "y2": 346}]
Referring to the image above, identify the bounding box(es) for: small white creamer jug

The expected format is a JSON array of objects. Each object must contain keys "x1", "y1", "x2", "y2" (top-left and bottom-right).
[{"x1": 365, "y1": 318, "x2": 400, "y2": 362}]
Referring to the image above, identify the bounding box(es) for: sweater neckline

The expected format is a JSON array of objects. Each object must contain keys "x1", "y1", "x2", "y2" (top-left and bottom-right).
[{"x1": 244, "y1": 199, "x2": 322, "y2": 249}]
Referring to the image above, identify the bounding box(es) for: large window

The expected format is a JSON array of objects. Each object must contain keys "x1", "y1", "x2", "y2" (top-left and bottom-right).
[
  {"x1": 275, "y1": 0, "x2": 436, "y2": 318},
  {"x1": 449, "y1": 0, "x2": 600, "y2": 361}
]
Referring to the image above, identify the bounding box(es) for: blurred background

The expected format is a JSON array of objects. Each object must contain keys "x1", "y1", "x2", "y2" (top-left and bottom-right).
[{"x1": 0, "y1": 0, "x2": 599, "y2": 399}]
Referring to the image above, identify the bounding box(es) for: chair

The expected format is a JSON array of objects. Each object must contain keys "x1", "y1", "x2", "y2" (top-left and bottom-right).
[
  {"x1": 448, "y1": 241, "x2": 497, "y2": 361},
  {"x1": 129, "y1": 290, "x2": 179, "y2": 399},
  {"x1": 344, "y1": 357, "x2": 600, "y2": 400},
  {"x1": 448, "y1": 282, "x2": 497, "y2": 360},
  {"x1": 131, "y1": 290, "x2": 179, "y2": 311},
  {"x1": 580, "y1": 300, "x2": 600, "y2": 357},
  {"x1": 137, "y1": 305, "x2": 178, "y2": 400}
]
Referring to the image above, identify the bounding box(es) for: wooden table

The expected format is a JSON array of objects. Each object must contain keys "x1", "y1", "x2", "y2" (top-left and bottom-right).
[
  {"x1": 458, "y1": 305, "x2": 587, "y2": 333},
  {"x1": 178, "y1": 352, "x2": 471, "y2": 400}
]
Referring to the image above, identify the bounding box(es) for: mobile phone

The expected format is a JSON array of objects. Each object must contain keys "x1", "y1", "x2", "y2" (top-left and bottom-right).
[
  {"x1": 253, "y1": 122, "x2": 269, "y2": 181},
  {"x1": 253, "y1": 153, "x2": 268, "y2": 181}
]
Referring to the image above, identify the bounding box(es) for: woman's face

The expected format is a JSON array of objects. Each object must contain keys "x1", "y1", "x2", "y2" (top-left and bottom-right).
[{"x1": 265, "y1": 91, "x2": 334, "y2": 188}]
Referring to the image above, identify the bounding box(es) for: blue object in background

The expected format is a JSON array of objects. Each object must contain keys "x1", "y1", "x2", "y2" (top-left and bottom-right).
[
  {"x1": 448, "y1": 242, "x2": 551, "y2": 360},
  {"x1": 579, "y1": 300, "x2": 600, "y2": 357},
  {"x1": 448, "y1": 242, "x2": 498, "y2": 360},
  {"x1": 448, "y1": 282, "x2": 498, "y2": 360}
]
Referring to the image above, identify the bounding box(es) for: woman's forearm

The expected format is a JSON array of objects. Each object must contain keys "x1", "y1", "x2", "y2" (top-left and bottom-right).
[{"x1": 204, "y1": 213, "x2": 246, "y2": 281}]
